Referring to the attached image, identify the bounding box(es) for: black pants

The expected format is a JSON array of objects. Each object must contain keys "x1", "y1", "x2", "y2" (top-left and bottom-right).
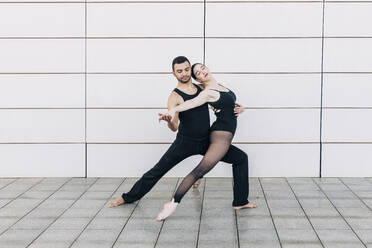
[{"x1": 122, "y1": 134, "x2": 249, "y2": 207}]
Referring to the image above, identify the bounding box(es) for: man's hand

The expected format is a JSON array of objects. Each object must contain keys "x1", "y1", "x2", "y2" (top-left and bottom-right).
[{"x1": 234, "y1": 103, "x2": 245, "y2": 118}]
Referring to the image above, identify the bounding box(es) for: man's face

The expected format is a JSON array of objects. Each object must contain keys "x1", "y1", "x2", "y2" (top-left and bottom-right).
[{"x1": 172, "y1": 61, "x2": 192, "y2": 83}]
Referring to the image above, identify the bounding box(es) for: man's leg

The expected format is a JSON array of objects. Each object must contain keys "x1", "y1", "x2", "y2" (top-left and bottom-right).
[
  {"x1": 220, "y1": 145, "x2": 257, "y2": 209},
  {"x1": 109, "y1": 137, "x2": 195, "y2": 207}
]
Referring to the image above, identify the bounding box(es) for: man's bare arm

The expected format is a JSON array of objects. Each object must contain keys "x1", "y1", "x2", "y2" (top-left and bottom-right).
[{"x1": 166, "y1": 92, "x2": 181, "y2": 131}]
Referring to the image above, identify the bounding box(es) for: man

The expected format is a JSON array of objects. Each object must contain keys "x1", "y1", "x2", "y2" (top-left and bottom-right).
[{"x1": 109, "y1": 56, "x2": 257, "y2": 210}]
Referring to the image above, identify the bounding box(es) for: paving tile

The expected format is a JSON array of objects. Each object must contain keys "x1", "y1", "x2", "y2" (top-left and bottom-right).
[
  {"x1": 32, "y1": 229, "x2": 80, "y2": 243},
  {"x1": 75, "y1": 229, "x2": 121, "y2": 242},
  {"x1": 200, "y1": 215, "x2": 235, "y2": 228},
  {"x1": 237, "y1": 216, "x2": 274, "y2": 230},
  {"x1": 238, "y1": 229, "x2": 279, "y2": 243},
  {"x1": 157, "y1": 229, "x2": 198, "y2": 243},
  {"x1": 300, "y1": 199, "x2": 334, "y2": 208},
  {"x1": 96, "y1": 206, "x2": 134, "y2": 218},
  {"x1": 295, "y1": 190, "x2": 326, "y2": 199},
  {"x1": 240, "y1": 240, "x2": 281, "y2": 248},
  {"x1": 29, "y1": 241, "x2": 72, "y2": 248},
  {"x1": 49, "y1": 191, "x2": 84, "y2": 200},
  {"x1": 346, "y1": 185, "x2": 372, "y2": 191},
  {"x1": 354, "y1": 229, "x2": 372, "y2": 244},
  {"x1": 264, "y1": 190, "x2": 296, "y2": 199},
  {"x1": 125, "y1": 217, "x2": 162, "y2": 230},
  {"x1": 282, "y1": 243, "x2": 323, "y2": 248},
  {"x1": 310, "y1": 217, "x2": 350, "y2": 230},
  {"x1": 0, "y1": 207, "x2": 31, "y2": 218},
  {"x1": 19, "y1": 191, "x2": 53, "y2": 200},
  {"x1": 287, "y1": 178, "x2": 315, "y2": 184},
  {"x1": 71, "y1": 240, "x2": 113, "y2": 248},
  {"x1": 155, "y1": 241, "x2": 196, "y2": 248},
  {"x1": 72, "y1": 199, "x2": 106, "y2": 209},
  {"x1": 38, "y1": 199, "x2": 75, "y2": 209},
  {"x1": 0, "y1": 199, "x2": 11, "y2": 208},
  {"x1": 337, "y1": 207, "x2": 372, "y2": 218},
  {"x1": 198, "y1": 240, "x2": 238, "y2": 248},
  {"x1": 270, "y1": 207, "x2": 305, "y2": 217},
  {"x1": 273, "y1": 216, "x2": 313, "y2": 230},
  {"x1": 267, "y1": 199, "x2": 301, "y2": 208},
  {"x1": 161, "y1": 216, "x2": 200, "y2": 230},
  {"x1": 116, "y1": 228, "x2": 159, "y2": 243},
  {"x1": 86, "y1": 217, "x2": 124, "y2": 230},
  {"x1": 304, "y1": 207, "x2": 340, "y2": 217},
  {"x1": 323, "y1": 190, "x2": 357, "y2": 199},
  {"x1": 0, "y1": 217, "x2": 18, "y2": 229},
  {"x1": 322, "y1": 242, "x2": 365, "y2": 248},
  {"x1": 62, "y1": 207, "x2": 99, "y2": 218},
  {"x1": 291, "y1": 184, "x2": 320, "y2": 191},
  {"x1": 331, "y1": 199, "x2": 365, "y2": 208},
  {"x1": 260, "y1": 184, "x2": 291, "y2": 191},
  {"x1": 10, "y1": 217, "x2": 54, "y2": 230},
  {"x1": 317, "y1": 229, "x2": 362, "y2": 243},
  {"x1": 354, "y1": 191, "x2": 372, "y2": 199},
  {"x1": 313, "y1": 178, "x2": 341, "y2": 184},
  {"x1": 0, "y1": 229, "x2": 42, "y2": 247},
  {"x1": 113, "y1": 241, "x2": 155, "y2": 248},
  {"x1": 0, "y1": 191, "x2": 27, "y2": 199},
  {"x1": 319, "y1": 184, "x2": 349, "y2": 191},
  {"x1": 49, "y1": 217, "x2": 91, "y2": 230},
  {"x1": 87, "y1": 184, "x2": 121, "y2": 192},
  {"x1": 79, "y1": 191, "x2": 113, "y2": 200},
  {"x1": 345, "y1": 217, "x2": 372, "y2": 230},
  {"x1": 277, "y1": 229, "x2": 319, "y2": 243},
  {"x1": 6, "y1": 199, "x2": 42, "y2": 209}
]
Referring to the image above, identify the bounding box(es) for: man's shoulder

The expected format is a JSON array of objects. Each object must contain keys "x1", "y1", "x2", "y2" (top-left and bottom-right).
[{"x1": 168, "y1": 90, "x2": 183, "y2": 105}]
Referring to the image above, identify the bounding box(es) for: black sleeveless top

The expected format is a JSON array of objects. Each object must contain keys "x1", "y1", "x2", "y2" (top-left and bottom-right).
[
  {"x1": 173, "y1": 84, "x2": 210, "y2": 139},
  {"x1": 209, "y1": 86, "x2": 237, "y2": 135}
]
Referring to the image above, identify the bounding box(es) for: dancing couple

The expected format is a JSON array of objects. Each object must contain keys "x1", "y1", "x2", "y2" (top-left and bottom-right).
[{"x1": 109, "y1": 56, "x2": 257, "y2": 220}]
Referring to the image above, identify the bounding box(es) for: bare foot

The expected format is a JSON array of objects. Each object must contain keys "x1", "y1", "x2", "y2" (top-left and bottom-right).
[
  {"x1": 155, "y1": 198, "x2": 178, "y2": 221},
  {"x1": 109, "y1": 197, "x2": 125, "y2": 208},
  {"x1": 233, "y1": 202, "x2": 258, "y2": 210},
  {"x1": 192, "y1": 178, "x2": 202, "y2": 189}
]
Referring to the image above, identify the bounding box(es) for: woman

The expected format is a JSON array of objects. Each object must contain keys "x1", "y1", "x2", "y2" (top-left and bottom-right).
[{"x1": 156, "y1": 63, "x2": 256, "y2": 221}]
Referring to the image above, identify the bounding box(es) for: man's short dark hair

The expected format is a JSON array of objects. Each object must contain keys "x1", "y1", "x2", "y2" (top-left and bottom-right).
[{"x1": 172, "y1": 56, "x2": 191, "y2": 71}]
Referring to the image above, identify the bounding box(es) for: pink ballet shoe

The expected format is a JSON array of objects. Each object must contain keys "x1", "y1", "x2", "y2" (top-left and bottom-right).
[{"x1": 155, "y1": 198, "x2": 178, "y2": 221}]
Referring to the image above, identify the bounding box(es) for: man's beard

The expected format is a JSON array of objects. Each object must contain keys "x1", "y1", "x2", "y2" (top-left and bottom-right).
[{"x1": 179, "y1": 76, "x2": 191, "y2": 83}]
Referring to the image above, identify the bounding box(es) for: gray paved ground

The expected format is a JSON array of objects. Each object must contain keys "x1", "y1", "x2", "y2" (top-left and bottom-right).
[{"x1": 0, "y1": 177, "x2": 372, "y2": 248}]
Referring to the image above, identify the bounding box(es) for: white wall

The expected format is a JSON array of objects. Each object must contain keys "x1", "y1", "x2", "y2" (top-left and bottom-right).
[{"x1": 0, "y1": 0, "x2": 370, "y2": 177}]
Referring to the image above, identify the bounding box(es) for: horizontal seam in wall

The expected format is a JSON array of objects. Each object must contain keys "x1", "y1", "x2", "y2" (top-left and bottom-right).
[
  {"x1": 2, "y1": 37, "x2": 372, "y2": 39},
  {"x1": 1, "y1": 142, "x2": 372, "y2": 144},
  {"x1": 1, "y1": 72, "x2": 372, "y2": 74},
  {"x1": 0, "y1": 0, "x2": 371, "y2": 3},
  {"x1": 0, "y1": 72, "x2": 323, "y2": 74},
  {"x1": 1, "y1": 107, "x2": 371, "y2": 110},
  {"x1": 0, "y1": 1, "x2": 329, "y2": 3}
]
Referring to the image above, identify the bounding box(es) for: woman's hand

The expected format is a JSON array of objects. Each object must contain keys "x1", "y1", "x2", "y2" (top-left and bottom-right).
[
  {"x1": 159, "y1": 109, "x2": 177, "y2": 123},
  {"x1": 234, "y1": 103, "x2": 244, "y2": 118}
]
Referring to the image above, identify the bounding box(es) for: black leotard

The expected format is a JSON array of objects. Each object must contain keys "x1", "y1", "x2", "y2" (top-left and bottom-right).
[
  {"x1": 173, "y1": 84, "x2": 210, "y2": 139},
  {"x1": 209, "y1": 86, "x2": 237, "y2": 135}
]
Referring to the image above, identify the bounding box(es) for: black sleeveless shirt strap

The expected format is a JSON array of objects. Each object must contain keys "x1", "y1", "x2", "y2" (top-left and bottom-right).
[
  {"x1": 173, "y1": 88, "x2": 184, "y2": 97},
  {"x1": 194, "y1": 84, "x2": 203, "y2": 91}
]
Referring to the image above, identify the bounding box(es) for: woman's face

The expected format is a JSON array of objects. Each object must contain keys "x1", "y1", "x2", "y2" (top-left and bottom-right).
[{"x1": 193, "y1": 64, "x2": 211, "y2": 82}]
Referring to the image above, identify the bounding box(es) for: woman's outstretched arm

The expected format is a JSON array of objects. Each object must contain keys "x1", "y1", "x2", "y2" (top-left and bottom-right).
[
  {"x1": 164, "y1": 90, "x2": 215, "y2": 121},
  {"x1": 173, "y1": 90, "x2": 210, "y2": 113}
]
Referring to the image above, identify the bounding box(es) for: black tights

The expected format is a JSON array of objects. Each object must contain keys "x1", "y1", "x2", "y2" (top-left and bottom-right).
[{"x1": 173, "y1": 131, "x2": 233, "y2": 203}]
